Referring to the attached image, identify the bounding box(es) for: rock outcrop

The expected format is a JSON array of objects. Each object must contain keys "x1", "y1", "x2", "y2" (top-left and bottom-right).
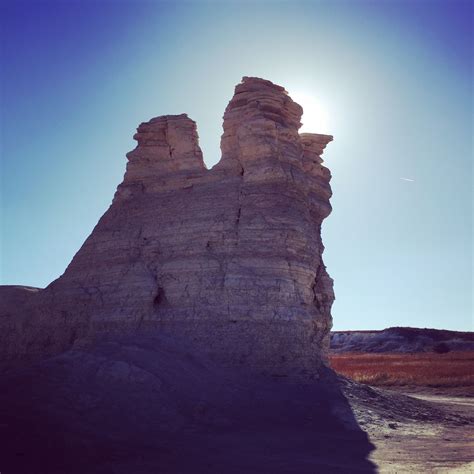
[{"x1": 0, "y1": 77, "x2": 334, "y2": 377}]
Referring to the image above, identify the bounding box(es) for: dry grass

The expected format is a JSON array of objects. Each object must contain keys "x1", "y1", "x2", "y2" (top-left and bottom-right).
[{"x1": 329, "y1": 351, "x2": 474, "y2": 388}]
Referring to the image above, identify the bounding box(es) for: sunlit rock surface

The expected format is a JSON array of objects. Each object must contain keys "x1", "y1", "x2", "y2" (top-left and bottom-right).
[{"x1": 0, "y1": 77, "x2": 334, "y2": 377}]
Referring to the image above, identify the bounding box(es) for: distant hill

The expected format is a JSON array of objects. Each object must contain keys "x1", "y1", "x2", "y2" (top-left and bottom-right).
[{"x1": 330, "y1": 327, "x2": 474, "y2": 353}]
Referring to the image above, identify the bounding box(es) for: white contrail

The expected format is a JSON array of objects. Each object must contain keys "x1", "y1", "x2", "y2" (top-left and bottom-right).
[{"x1": 400, "y1": 177, "x2": 415, "y2": 182}]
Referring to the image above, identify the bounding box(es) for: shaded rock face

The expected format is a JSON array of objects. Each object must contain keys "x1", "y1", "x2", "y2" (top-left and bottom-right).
[{"x1": 0, "y1": 77, "x2": 334, "y2": 377}]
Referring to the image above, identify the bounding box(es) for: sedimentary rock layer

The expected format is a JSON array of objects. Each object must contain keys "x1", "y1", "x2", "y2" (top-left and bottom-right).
[{"x1": 0, "y1": 77, "x2": 334, "y2": 376}]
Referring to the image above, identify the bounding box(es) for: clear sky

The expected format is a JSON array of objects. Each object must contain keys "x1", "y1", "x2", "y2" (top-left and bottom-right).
[{"x1": 1, "y1": 0, "x2": 472, "y2": 331}]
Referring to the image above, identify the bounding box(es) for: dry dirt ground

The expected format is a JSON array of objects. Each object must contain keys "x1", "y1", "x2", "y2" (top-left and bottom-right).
[
  {"x1": 340, "y1": 378, "x2": 474, "y2": 472},
  {"x1": 0, "y1": 332, "x2": 472, "y2": 473}
]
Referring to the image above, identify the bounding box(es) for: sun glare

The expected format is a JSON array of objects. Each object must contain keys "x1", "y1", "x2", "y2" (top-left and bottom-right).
[{"x1": 290, "y1": 91, "x2": 330, "y2": 134}]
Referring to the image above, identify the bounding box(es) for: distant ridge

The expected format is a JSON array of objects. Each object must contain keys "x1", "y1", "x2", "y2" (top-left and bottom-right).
[{"x1": 330, "y1": 327, "x2": 474, "y2": 353}]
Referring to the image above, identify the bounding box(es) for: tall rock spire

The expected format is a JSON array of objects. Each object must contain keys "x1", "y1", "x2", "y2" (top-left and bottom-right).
[{"x1": 0, "y1": 77, "x2": 334, "y2": 377}]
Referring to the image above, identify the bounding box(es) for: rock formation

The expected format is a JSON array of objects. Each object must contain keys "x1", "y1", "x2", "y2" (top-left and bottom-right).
[{"x1": 0, "y1": 77, "x2": 334, "y2": 377}]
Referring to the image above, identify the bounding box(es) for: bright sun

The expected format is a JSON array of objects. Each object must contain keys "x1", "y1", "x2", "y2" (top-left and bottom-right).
[{"x1": 290, "y1": 91, "x2": 330, "y2": 134}]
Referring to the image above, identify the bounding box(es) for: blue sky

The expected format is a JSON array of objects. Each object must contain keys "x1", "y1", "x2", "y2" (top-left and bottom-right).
[{"x1": 1, "y1": 0, "x2": 472, "y2": 331}]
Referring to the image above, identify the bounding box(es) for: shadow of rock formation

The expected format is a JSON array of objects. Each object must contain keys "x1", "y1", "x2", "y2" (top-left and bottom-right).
[{"x1": 0, "y1": 332, "x2": 376, "y2": 473}]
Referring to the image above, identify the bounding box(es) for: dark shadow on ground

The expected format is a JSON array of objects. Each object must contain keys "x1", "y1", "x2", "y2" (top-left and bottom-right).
[{"x1": 0, "y1": 333, "x2": 376, "y2": 473}]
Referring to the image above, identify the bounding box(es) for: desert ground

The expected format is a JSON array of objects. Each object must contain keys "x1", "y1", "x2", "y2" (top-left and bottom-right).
[
  {"x1": 330, "y1": 338, "x2": 474, "y2": 472},
  {"x1": 339, "y1": 374, "x2": 473, "y2": 472},
  {"x1": 0, "y1": 332, "x2": 472, "y2": 473}
]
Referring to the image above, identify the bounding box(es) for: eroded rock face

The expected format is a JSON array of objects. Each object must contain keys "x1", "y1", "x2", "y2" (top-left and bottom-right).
[{"x1": 0, "y1": 77, "x2": 334, "y2": 377}]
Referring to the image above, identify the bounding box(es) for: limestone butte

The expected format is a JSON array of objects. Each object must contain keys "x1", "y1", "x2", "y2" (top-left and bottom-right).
[{"x1": 0, "y1": 77, "x2": 334, "y2": 377}]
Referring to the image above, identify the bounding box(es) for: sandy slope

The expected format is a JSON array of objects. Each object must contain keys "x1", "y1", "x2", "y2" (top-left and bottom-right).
[{"x1": 0, "y1": 332, "x2": 472, "y2": 473}]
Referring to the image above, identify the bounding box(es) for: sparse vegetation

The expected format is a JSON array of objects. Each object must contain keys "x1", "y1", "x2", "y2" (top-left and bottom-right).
[
  {"x1": 329, "y1": 351, "x2": 474, "y2": 388},
  {"x1": 433, "y1": 342, "x2": 450, "y2": 354}
]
